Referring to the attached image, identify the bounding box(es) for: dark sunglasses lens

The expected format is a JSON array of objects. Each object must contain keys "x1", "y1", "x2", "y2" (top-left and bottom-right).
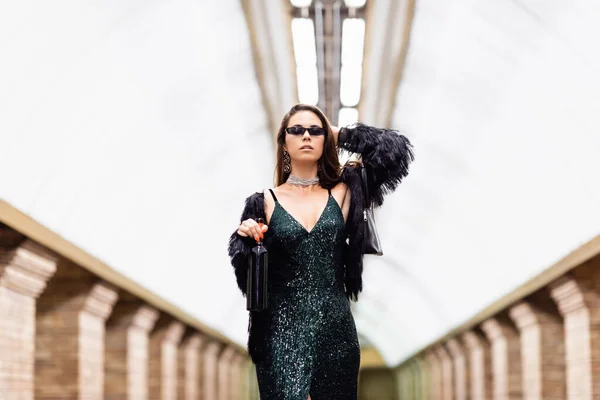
[
  {"x1": 308, "y1": 128, "x2": 326, "y2": 136},
  {"x1": 287, "y1": 127, "x2": 305, "y2": 135}
]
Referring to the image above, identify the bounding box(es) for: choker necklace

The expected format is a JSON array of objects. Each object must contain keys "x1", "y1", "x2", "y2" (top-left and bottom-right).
[{"x1": 286, "y1": 175, "x2": 320, "y2": 187}]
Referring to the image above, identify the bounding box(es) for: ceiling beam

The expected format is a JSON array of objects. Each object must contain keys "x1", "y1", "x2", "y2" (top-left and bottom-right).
[
  {"x1": 241, "y1": 0, "x2": 299, "y2": 141},
  {"x1": 360, "y1": 0, "x2": 416, "y2": 127}
]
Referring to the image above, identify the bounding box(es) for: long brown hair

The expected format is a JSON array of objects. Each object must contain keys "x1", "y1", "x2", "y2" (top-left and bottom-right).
[{"x1": 275, "y1": 104, "x2": 341, "y2": 189}]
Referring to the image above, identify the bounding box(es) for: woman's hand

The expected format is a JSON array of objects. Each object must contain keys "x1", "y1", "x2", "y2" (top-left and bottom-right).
[{"x1": 237, "y1": 218, "x2": 268, "y2": 242}]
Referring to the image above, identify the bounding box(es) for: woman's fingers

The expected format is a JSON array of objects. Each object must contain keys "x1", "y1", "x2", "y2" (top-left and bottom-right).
[
  {"x1": 239, "y1": 218, "x2": 268, "y2": 241},
  {"x1": 244, "y1": 220, "x2": 257, "y2": 240},
  {"x1": 237, "y1": 220, "x2": 252, "y2": 237},
  {"x1": 237, "y1": 219, "x2": 269, "y2": 241},
  {"x1": 250, "y1": 220, "x2": 261, "y2": 240}
]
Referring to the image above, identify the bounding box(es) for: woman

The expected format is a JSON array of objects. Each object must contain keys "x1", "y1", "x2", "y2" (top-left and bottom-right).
[{"x1": 228, "y1": 104, "x2": 413, "y2": 399}]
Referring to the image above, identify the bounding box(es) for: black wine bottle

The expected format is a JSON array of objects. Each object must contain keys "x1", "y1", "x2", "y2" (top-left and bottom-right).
[{"x1": 246, "y1": 218, "x2": 268, "y2": 311}]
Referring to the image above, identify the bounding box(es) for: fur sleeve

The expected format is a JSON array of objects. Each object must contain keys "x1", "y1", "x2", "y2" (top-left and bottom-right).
[
  {"x1": 338, "y1": 123, "x2": 414, "y2": 207},
  {"x1": 340, "y1": 166, "x2": 365, "y2": 301},
  {"x1": 227, "y1": 192, "x2": 265, "y2": 295}
]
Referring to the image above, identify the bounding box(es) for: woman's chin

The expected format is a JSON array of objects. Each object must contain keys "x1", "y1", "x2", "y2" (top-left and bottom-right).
[{"x1": 294, "y1": 154, "x2": 320, "y2": 163}]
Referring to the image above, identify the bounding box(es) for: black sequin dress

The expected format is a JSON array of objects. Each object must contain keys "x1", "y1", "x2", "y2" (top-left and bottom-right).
[{"x1": 252, "y1": 188, "x2": 360, "y2": 399}]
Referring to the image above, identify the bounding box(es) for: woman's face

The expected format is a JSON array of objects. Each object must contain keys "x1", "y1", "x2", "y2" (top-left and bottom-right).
[{"x1": 284, "y1": 110, "x2": 326, "y2": 164}]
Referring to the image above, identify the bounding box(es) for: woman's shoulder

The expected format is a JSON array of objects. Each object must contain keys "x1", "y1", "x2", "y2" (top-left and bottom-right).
[
  {"x1": 242, "y1": 190, "x2": 265, "y2": 209},
  {"x1": 331, "y1": 180, "x2": 349, "y2": 194},
  {"x1": 250, "y1": 189, "x2": 266, "y2": 198},
  {"x1": 238, "y1": 190, "x2": 266, "y2": 218}
]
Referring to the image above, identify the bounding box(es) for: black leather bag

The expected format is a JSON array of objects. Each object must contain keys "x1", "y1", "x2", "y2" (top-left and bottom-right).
[{"x1": 361, "y1": 167, "x2": 383, "y2": 256}]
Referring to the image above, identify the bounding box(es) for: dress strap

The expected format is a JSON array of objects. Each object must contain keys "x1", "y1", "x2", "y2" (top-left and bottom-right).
[
  {"x1": 268, "y1": 189, "x2": 278, "y2": 203},
  {"x1": 327, "y1": 188, "x2": 331, "y2": 196}
]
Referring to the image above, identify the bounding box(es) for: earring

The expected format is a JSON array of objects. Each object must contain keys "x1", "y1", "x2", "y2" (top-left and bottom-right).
[{"x1": 283, "y1": 150, "x2": 291, "y2": 173}]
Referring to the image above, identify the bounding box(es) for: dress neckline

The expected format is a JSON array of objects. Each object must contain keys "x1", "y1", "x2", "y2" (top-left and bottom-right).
[{"x1": 274, "y1": 195, "x2": 332, "y2": 235}]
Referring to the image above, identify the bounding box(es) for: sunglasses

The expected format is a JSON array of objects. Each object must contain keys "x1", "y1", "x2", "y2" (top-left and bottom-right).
[{"x1": 285, "y1": 125, "x2": 327, "y2": 136}]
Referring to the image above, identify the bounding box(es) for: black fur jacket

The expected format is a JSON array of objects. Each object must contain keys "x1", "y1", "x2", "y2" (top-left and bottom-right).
[{"x1": 227, "y1": 123, "x2": 414, "y2": 302}]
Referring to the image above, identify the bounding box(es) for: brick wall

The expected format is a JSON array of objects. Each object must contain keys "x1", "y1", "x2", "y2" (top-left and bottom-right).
[
  {"x1": 394, "y1": 252, "x2": 600, "y2": 400},
  {"x1": 35, "y1": 259, "x2": 119, "y2": 399},
  {"x1": 149, "y1": 316, "x2": 185, "y2": 400},
  {"x1": 105, "y1": 293, "x2": 159, "y2": 399},
  {"x1": 0, "y1": 225, "x2": 254, "y2": 399}
]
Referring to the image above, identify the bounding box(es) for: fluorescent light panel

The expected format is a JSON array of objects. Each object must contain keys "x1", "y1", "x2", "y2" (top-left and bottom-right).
[
  {"x1": 341, "y1": 18, "x2": 365, "y2": 65},
  {"x1": 340, "y1": 18, "x2": 365, "y2": 107},
  {"x1": 340, "y1": 65, "x2": 362, "y2": 107},
  {"x1": 292, "y1": 18, "x2": 319, "y2": 105},
  {"x1": 344, "y1": 0, "x2": 367, "y2": 7},
  {"x1": 291, "y1": 18, "x2": 317, "y2": 65},
  {"x1": 338, "y1": 107, "x2": 359, "y2": 127},
  {"x1": 297, "y1": 64, "x2": 319, "y2": 105},
  {"x1": 290, "y1": 0, "x2": 312, "y2": 7}
]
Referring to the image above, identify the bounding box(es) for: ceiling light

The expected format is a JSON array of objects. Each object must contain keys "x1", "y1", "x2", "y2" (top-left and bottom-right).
[
  {"x1": 296, "y1": 64, "x2": 319, "y2": 105},
  {"x1": 291, "y1": 18, "x2": 317, "y2": 66},
  {"x1": 290, "y1": 0, "x2": 312, "y2": 7},
  {"x1": 341, "y1": 18, "x2": 365, "y2": 66},
  {"x1": 344, "y1": 0, "x2": 366, "y2": 8},
  {"x1": 340, "y1": 65, "x2": 362, "y2": 107},
  {"x1": 338, "y1": 107, "x2": 359, "y2": 128}
]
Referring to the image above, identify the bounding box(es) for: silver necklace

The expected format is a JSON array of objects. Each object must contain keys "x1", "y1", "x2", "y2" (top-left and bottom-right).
[{"x1": 286, "y1": 175, "x2": 320, "y2": 187}]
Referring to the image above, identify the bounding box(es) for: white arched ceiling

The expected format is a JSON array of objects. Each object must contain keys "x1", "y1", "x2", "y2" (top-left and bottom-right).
[
  {"x1": 358, "y1": 0, "x2": 600, "y2": 365},
  {"x1": 0, "y1": 0, "x2": 277, "y2": 344}
]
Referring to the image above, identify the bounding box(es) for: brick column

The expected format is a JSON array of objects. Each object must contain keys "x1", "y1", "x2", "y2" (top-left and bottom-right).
[
  {"x1": 35, "y1": 260, "x2": 118, "y2": 399},
  {"x1": 241, "y1": 359, "x2": 252, "y2": 400},
  {"x1": 509, "y1": 297, "x2": 565, "y2": 400},
  {"x1": 417, "y1": 356, "x2": 429, "y2": 400},
  {"x1": 408, "y1": 363, "x2": 417, "y2": 400},
  {"x1": 402, "y1": 361, "x2": 415, "y2": 400},
  {"x1": 412, "y1": 358, "x2": 426, "y2": 400},
  {"x1": 425, "y1": 349, "x2": 441, "y2": 400},
  {"x1": 0, "y1": 236, "x2": 57, "y2": 399},
  {"x1": 481, "y1": 316, "x2": 522, "y2": 400},
  {"x1": 105, "y1": 295, "x2": 159, "y2": 400},
  {"x1": 149, "y1": 317, "x2": 185, "y2": 400},
  {"x1": 397, "y1": 365, "x2": 406, "y2": 399},
  {"x1": 217, "y1": 346, "x2": 237, "y2": 400},
  {"x1": 228, "y1": 353, "x2": 246, "y2": 400},
  {"x1": 248, "y1": 361, "x2": 261, "y2": 400},
  {"x1": 241, "y1": 357, "x2": 255, "y2": 400},
  {"x1": 550, "y1": 272, "x2": 600, "y2": 400},
  {"x1": 238, "y1": 353, "x2": 252, "y2": 400},
  {"x1": 231, "y1": 353, "x2": 249, "y2": 399},
  {"x1": 177, "y1": 332, "x2": 205, "y2": 400},
  {"x1": 462, "y1": 330, "x2": 492, "y2": 400},
  {"x1": 203, "y1": 341, "x2": 223, "y2": 400},
  {"x1": 435, "y1": 345, "x2": 454, "y2": 400},
  {"x1": 228, "y1": 353, "x2": 239, "y2": 400},
  {"x1": 447, "y1": 338, "x2": 469, "y2": 400}
]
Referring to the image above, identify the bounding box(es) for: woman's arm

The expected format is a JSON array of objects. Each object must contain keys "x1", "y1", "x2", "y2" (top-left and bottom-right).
[
  {"x1": 333, "y1": 123, "x2": 414, "y2": 207},
  {"x1": 227, "y1": 192, "x2": 266, "y2": 295}
]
